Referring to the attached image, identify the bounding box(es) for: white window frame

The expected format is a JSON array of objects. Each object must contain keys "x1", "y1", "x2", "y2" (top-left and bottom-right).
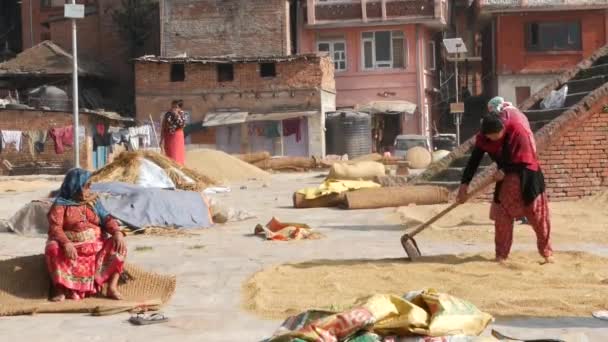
[
  {"x1": 426, "y1": 41, "x2": 436, "y2": 71},
  {"x1": 317, "y1": 40, "x2": 347, "y2": 72},
  {"x1": 361, "y1": 31, "x2": 407, "y2": 71}
]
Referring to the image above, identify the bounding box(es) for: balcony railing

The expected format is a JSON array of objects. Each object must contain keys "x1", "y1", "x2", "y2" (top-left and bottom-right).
[{"x1": 307, "y1": 0, "x2": 442, "y2": 26}]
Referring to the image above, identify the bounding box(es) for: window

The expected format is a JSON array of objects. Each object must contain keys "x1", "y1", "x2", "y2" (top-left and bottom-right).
[
  {"x1": 317, "y1": 41, "x2": 347, "y2": 71},
  {"x1": 217, "y1": 64, "x2": 234, "y2": 82},
  {"x1": 170, "y1": 63, "x2": 185, "y2": 82},
  {"x1": 526, "y1": 22, "x2": 581, "y2": 51},
  {"x1": 361, "y1": 31, "x2": 406, "y2": 70},
  {"x1": 260, "y1": 63, "x2": 276, "y2": 78},
  {"x1": 426, "y1": 41, "x2": 436, "y2": 70}
]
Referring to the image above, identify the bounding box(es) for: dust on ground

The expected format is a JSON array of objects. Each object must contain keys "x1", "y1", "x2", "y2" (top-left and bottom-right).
[
  {"x1": 0, "y1": 180, "x2": 58, "y2": 193},
  {"x1": 185, "y1": 148, "x2": 270, "y2": 184},
  {"x1": 243, "y1": 251, "x2": 608, "y2": 319},
  {"x1": 392, "y1": 192, "x2": 608, "y2": 245}
]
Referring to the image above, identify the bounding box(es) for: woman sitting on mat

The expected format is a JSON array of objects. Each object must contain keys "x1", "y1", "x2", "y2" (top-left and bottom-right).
[
  {"x1": 46, "y1": 168, "x2": 127, "y2": 302},
  {"x1": 457, "y1": 97, "x2": 553, "y2": 264}
]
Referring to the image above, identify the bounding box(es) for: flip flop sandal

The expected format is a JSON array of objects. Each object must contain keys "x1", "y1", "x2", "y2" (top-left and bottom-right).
[
  {"x1": 128, "y1": 312, "x2": 169, "y2": 326},
  {"x1": 592, "y1": 310, "x2": 608, "y2": 321}
]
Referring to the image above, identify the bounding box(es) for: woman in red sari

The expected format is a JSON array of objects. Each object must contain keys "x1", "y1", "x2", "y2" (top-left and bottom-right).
[
  {"x1": 46, "y1": 168, "x2": 127, "y2": 302},
  {"x1": 457, "y1": 97, "x2": 553, "y2": 264},
  {"x1": 161, "y1": 100, "x2": 186, "y2": 165}
]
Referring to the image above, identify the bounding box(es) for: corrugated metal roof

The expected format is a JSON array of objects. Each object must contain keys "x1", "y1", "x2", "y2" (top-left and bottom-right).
[{"x1": 134, "y1": 53, "x2": 327, "y2": 64}]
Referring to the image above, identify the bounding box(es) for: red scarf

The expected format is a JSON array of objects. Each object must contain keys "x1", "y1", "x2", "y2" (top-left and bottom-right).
[{"x1": 475, "y1": 105, "x2": 539, "y2": 171}]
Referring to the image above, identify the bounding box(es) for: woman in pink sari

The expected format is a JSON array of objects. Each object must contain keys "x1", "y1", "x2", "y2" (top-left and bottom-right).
[{"x1": 161, "y1": 100, "x2": 186, "y2": 165}]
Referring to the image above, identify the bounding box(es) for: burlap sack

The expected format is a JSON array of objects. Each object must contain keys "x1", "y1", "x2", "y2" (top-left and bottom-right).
[
  {"x1": 327, "y1": 161, "x2": 385, "y2": 180},
  {"x1": 406, "y1": 147, "x2": 432, "y2": 169}
]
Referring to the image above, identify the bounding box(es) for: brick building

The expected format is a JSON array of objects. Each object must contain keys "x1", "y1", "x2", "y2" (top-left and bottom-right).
[
  {"x1": 20, "y1": 0, "x2": 159, "y2": 112},
  {"x1": 0, "y1": 108, "x2": 131, "y2": 175},
  {"x1": 474, "y1": 0, "x2": 608, "y2": 105},
  {"x1": 134, "y1": 54, "x2": 335, "y2": 157},
  {"x1": 297, "y1": 0, "x2": 448, "y2": 151},
  {"x1": 160, "y1": 0, "x2": 293, "y2": 57}
]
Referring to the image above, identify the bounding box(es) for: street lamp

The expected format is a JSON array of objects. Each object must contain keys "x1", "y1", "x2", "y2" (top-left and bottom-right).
[
  {"x1": 442, "y1": 38, "x2": 467, "y2": 145},
  {"x1": 64, "y1": 2, "x2": 84, "y2": 168}
]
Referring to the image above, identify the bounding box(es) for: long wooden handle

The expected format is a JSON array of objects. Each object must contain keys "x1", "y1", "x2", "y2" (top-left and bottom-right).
[{"x1": 408, "y1": 176, "x2": 496, "y2": 238}]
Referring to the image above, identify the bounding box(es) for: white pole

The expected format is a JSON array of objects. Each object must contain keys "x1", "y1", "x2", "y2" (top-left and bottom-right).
[
  {"x1": 71, "y1": 1, "x2": 79, "y2": 168},
  {"x1": 454, "y1": 46, "x2": 460, "y2": 145}
]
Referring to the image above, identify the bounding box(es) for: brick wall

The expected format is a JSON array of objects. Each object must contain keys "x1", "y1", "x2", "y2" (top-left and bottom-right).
[
  {"x1": 539, "y1": 102, "x2": 608, "y2": 200},
  {"x1": 161, "y1": 0, "x2": 289, "y2": 57},
  {"x1": 0, "y1": 109, "x2": 126, "y2": 175}
]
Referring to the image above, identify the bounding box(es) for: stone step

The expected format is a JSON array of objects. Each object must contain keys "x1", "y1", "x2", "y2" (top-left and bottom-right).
[
  {"x1": 567, "y1": 75, "x2": 608, "y2": 93},
  {"x1": 451, "y1": 154, "x2": 493, "y2": 168},
  {"x1": 524, "y1": 108, "x2": 566, "y2": 122},
  {"x1": 576, "y1": 63, "x2": 608, "y2": 79},
  {"x1": 417, "y1": 180, "x2": 461, "y2": 191},
  {"x1": 593, "y1": 55, "x2": 608, "y2": 67},
  {"x1": 564, "y1": 91, "x2": 589, "y2": 107}
]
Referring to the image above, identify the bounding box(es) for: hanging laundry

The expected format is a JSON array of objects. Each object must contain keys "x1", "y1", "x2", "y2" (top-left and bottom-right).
[
  {"x1": 1, "y1": 130, "x2": 23, "y2": 152},
  {"x1": 78, "y1": 125, "x2": 86, "y2": 145},
  {"x1": 264, "y1": 122, "x2": 281, "y2": 138},
  {"x1": 282, "y1": 118, "x2": 302, "y2": 142},
  {"x1": 25, "y1": 130, "x2": 48, "y2": 157},
  {"x1": 128, "y1": 125, "x2": 152, "y2": 148},
  {"x1": 96, "y1": 123, "x2": 106, "y2": 136},
  {"x1": 49, "y1": 126, "x2": 74, "y2": 154}
]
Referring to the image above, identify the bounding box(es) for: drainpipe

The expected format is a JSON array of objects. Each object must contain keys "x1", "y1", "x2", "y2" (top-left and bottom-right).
[
  {"x1": 415, "y1": 24, "x2": 424, "y2": 135},
  {"x1": 29, "y1": 0, "x2": 34, "y2": 47}
]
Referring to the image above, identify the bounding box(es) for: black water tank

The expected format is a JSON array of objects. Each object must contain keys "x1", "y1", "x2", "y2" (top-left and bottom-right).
[{"x1": 325, "y1": 111, "x2": 372, "y2": 158}]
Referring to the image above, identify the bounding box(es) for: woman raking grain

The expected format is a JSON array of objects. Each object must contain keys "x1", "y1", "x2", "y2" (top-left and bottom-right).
[{"x1": 456, "y1": 97, "x2": 553, "y2": 264}]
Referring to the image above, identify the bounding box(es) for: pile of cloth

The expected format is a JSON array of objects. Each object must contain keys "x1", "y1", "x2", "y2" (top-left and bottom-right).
[
  {"x1": 264, "y1": 289, "x2": 494, "y2": 342},
  {"x1": 254, "y1": 217, "x2": 320, "y2": 241}
]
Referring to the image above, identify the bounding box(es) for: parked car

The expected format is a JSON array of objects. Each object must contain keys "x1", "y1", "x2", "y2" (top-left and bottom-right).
[
  {"x1": 393, "y1": 134, "x2": 430, "y2": 158},
  {"x1": 432, "y1": 134, "x2": 457, "y2": 151}
]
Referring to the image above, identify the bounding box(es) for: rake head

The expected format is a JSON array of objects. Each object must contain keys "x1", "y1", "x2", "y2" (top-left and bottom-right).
[{"x1": 400, "y1": 234, "x2": 422, "y2": 260}]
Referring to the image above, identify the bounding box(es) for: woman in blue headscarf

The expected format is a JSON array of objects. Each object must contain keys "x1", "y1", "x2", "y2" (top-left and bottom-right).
[{"x1": 46, "y1": 168, "x2": 127, "y2": 302}]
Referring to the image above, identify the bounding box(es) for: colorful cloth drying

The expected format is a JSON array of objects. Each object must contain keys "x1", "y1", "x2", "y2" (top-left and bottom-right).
[
  {"x1": 282, "y1": 118, "x2": 302, "y2": 142},
  {"x1": 25, "y1": 130, "x2": 48, "y2": 157},
  {"x1": 254, "y1": 217, "x2": 318, "y2": 241},
  {"x1": 49, "y1": 126, "x2": 74, "y2": 154}
]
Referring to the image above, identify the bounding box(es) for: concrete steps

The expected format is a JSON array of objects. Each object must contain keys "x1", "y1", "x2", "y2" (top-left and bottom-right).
[{"x1": 567, "y1": 75, "x2": 608, "y2": 93}]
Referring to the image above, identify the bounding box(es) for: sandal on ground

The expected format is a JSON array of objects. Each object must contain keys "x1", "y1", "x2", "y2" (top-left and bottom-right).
[{"x1": 128, "y1": 312, "x2": 169, "y2": 326}]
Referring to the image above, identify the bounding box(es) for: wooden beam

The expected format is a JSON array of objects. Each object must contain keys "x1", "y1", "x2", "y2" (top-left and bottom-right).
[
  {"x1": 381, "y1": 0, "x2": 387, "y2": 20},
  {"x1": 362, "y1": 0, "x2": 368, "y2": 23},
  {"x1": 307, "y1": 0, "x2": 316, "y2": 25}
]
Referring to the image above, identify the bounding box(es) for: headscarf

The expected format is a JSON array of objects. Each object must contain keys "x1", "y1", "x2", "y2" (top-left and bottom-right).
[
  {"x1": 54, "y1": 168, "x2": 110, "y2": 221},
  {"x1": 488, "y1": 96, "x2": 506, "y2": 114}
]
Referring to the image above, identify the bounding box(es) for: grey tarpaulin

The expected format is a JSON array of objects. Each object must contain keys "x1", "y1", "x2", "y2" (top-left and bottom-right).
[{"x1": 91, "y1": 182, "x2": 212, "y2": 229}]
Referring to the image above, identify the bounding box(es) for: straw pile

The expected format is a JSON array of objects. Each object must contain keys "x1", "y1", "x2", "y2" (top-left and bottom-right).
[{"x1": 91, "y1": 151, "x2": 217, "y2": 191}]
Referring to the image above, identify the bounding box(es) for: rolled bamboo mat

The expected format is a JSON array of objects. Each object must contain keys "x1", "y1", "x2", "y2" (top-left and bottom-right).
[
  {"x1": 293, "y1": 192, "x2": 345, "y2": 208},
  {"x1": 343, "y1": 186, "x2": 449, "y2": 209},
  {"x1": 0, "y1": 255, "x2": 176, "y2": 316},
  {"x1": 254, "y1": 157, "x2": 317, "y2": 171},
  {"x1": 235, "y1": 151, "x2": 270, "y2": 164}
]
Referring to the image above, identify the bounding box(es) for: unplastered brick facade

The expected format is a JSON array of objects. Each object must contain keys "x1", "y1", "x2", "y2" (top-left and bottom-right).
[
  {"x1": 134, "y1": 54, "x2": 335, "y2": 155},
  {"x1": 0, "y1": 109, "x2": 127, "y2": 175},
  {"x1": 161, "y1": 0, "x2": 291, "y2": 57}
]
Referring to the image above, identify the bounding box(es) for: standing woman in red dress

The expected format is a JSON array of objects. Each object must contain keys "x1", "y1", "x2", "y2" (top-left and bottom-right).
[{"x1": 161, "y1": 100, "x2": 186, "y2": 165}]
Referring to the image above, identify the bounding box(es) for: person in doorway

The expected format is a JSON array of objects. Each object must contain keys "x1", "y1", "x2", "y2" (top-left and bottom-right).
[
  {"x1": 46, "y1": 168, "x2": 127, "y2": 302},
  {"x1": 160, "y1": 99, "x2": 186, "y2": 165},
  {"x1": 457, "y1": 97, "x2": 553, "y2": 264}
]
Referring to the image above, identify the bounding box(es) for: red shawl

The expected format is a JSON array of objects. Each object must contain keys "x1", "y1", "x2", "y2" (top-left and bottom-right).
[{"x1": 475, "y1": 105, "x2": 539, "y2": 171}]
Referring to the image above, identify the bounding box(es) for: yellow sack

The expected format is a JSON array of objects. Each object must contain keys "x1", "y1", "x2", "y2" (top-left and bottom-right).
[
  {"x1": 357, "y1": 294, "x2": 429, "y2": 336},
  {"x1": 296, "y1": 179, "x2": 380, "y2": 200},
  {"x1": 411, "y1": 289, "x2": 493, "y2": 337}
]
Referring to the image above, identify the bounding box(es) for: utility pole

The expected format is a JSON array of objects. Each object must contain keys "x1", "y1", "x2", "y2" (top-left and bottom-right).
[{"x1": 65, "y1": 1, "x2": 84, "y2": 167}]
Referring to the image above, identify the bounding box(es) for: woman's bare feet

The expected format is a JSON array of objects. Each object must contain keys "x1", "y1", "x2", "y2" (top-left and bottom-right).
[
  {"x1": 50, "y1": 286, "x2": 66, "y2": 302},
  {"x1": 540, "y1": 256, "x2": 555, "y2": 265},
  {"x1": 495, "y1": 257, "x2": 507, "y2": 265},
  {"x1": 107, "y1": 287, "x2": 123, "y2": 300}
]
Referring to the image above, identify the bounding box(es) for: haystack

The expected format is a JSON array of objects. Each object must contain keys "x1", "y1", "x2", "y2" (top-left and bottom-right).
[{"x1": 91, "y1": 151, "x2": 217, "y2": 191}]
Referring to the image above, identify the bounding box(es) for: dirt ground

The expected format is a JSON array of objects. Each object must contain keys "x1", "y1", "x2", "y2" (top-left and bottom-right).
[{"x1": 0, "y1": 173, "x2": 606, "y2": 342}]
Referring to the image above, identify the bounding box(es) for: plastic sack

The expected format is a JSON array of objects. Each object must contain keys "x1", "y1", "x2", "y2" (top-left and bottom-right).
[
  {"x1": 540, "y1": 85, "x2": 568, "y2": 109},
  {"x1": 327, "y1": 161, "x2": 386, "y2": 181},
  {"x1": 357, "y1": 294, "x2": 429, "y2": 336}
]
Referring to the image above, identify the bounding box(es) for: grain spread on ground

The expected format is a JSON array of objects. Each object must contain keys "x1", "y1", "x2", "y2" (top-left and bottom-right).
[
  {"x1": 0, "y1": 180, "x2": 58, "y2": 193},
  {"x1": 394, "y1": 189, "x2": 608, "y2": 244},
  {"x1": 186, "y1": 149, "x2": 270, "y2": 183},
  {"x1": 242, "y1": 251, "x2": 608, "y2": 319}
]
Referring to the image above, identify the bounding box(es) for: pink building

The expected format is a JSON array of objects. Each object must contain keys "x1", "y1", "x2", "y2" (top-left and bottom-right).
[{"x1": 298, "y1": 0, "x2": 448, "y2": 151}]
